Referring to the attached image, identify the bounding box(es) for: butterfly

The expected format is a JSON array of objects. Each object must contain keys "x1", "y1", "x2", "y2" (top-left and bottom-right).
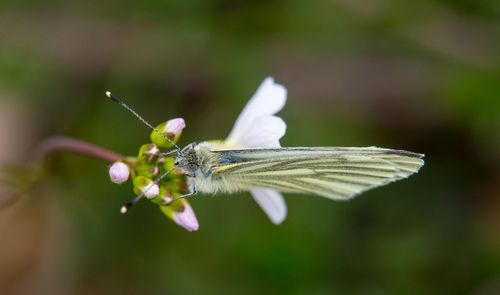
[{"x1": 108, "y1": 77, "x2": 424, "y2": 225}]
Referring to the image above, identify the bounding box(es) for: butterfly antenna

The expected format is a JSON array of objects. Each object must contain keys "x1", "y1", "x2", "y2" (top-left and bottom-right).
[
  {"x1": 105, "y1": 91, "x2": 182, "y2": 153},
  {"x1": 120, "y1": 194, "x2": 143, "y2": 214},
  {"x1": 120, "y1": 166, "x2": 176, "y2": 214}
]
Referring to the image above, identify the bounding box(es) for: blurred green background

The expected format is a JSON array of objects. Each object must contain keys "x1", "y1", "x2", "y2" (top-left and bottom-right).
[{"x1": 0, "y1": 0, "x2": 499, "y2": 294}]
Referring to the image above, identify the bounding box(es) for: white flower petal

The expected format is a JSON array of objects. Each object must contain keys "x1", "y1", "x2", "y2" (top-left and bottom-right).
[
  {"x1": 251, "y1": 189, "x2": 287, "y2": 225},
  {"x1": 234, "y1": 115, "x2": 286, "y2": 148},
  {"x1": 226, "y1": 77, "x2": 287, "y2": 148},
  {"x1": 225, "y1": 77, "x2": 289, "y2": 224}
]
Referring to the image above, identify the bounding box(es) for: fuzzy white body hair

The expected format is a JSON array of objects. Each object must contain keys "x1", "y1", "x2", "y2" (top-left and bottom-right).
[
  {"x1": 187, "y1": 173, "x2": 247, "y2": 195},
  {"x1": 186, "y1": 141, "x2": 253, "y2": 195}
]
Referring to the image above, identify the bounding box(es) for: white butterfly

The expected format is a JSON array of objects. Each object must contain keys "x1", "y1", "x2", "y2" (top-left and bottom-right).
[
  {"x1": 108, "y1": 78, "x2": 424, "y2": 225},
  {"x1": 173, "y1": 78, "x2": 423, "y2": 225}
]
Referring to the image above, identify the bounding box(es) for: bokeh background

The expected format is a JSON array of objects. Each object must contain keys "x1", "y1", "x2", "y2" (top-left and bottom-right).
[{"x1": 1, "y1": 0, "x2": 499, "y2": 294}]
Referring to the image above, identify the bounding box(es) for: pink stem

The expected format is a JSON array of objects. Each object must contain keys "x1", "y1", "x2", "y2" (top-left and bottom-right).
[{"x1": 34, "y1": 136, "x2": 125, "y2": 163}]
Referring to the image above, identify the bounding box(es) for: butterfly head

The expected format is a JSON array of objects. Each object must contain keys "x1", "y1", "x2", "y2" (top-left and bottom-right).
[{"x1": 175, "y1": 143, "x2": 199, "y2": 176}]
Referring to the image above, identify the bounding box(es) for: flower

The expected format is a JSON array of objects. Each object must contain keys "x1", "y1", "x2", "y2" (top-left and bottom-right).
[
  {"x1": 109, "y1": 161, "x2": 130, "y2": 184},
  {"x1": 224, "y1": 77, "x2": 288, "y2": 225},
  {"x1": 111, "y1": 116, "x2": 196, "y2": 231}
]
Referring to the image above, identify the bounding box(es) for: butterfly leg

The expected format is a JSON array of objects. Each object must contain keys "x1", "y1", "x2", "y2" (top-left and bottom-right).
[
  {"x1": 160, "y1": 186, "x2": 197, "y2": 206},
  {"x1": 159, "y1": 149, "x2": 178, "y2": 156}
]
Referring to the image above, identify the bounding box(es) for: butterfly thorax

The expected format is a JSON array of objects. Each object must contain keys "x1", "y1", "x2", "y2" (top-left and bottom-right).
[{"x1": 175, "y1": 142, "x2": 247, "y2": 194}]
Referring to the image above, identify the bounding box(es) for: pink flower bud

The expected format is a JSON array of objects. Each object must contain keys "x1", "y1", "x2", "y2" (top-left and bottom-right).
[
  {"x1": 173, "y1": 201, "x2": 199, "y2": 232},
  {"x1": 142, "y1": 183, "x2": 160, "y2": 199},
  {"x1": 109, "y1": 162, "x2": 130, "y2": 184},
  {"x1": 164, "y1": 118, "x2": 186, "y2": 137},
  {"x1": 151, "y1": 118, "x2": 186, "y2": 148}
]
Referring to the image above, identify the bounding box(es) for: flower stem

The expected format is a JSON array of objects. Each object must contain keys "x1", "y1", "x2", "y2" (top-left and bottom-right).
[
  {"x1": 1, "y1": 137, "x2": 125, "y2": 208},
  {"x1": 34, "y1": 136, "x2": 125, "y2": 163}
]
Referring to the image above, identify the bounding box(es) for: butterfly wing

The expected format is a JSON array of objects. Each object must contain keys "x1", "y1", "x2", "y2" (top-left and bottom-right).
[
  {"x1": 223, "y1": 77, "x2": 288, "y2": 224},
  {"x1": 210, "y1": 147, "x2": 424, "y2": 200}
]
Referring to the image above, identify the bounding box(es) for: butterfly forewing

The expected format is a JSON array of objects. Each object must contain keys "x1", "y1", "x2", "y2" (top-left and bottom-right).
[{"x1": 209, "y1": 147, "x2": 424, "y2": 200}]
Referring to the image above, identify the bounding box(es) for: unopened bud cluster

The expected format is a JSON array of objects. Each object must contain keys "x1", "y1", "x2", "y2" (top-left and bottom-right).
[{"x1": 108, "y1": 118, "x2": 199, "y2": 231}]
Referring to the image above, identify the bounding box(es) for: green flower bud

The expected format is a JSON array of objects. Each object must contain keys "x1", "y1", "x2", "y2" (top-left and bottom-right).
[
  {"x1": 158, "y1": 173, "x2": 186, "y2": 192},
  {"x1": 159, "y1": 157, "x2": 175, "y2": 173},
  {"x1": 135, "y1": 162, "x2": 160, "y2": 179},
  {"x1": 138, "y1": 144, "x2": 160, "y2": 163},
  {"x1": 157, "y1": 158, "x2": 182, "y2": 181},
  {"x1": 150, "y1": 186, "x2": 173, "y2": 204},
  {"x1": 150, "y1": 118, "x2": 185, "y2": 148},
  {"x1": 133, "y1": 176, "x2": 159, "y2": 199}
]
